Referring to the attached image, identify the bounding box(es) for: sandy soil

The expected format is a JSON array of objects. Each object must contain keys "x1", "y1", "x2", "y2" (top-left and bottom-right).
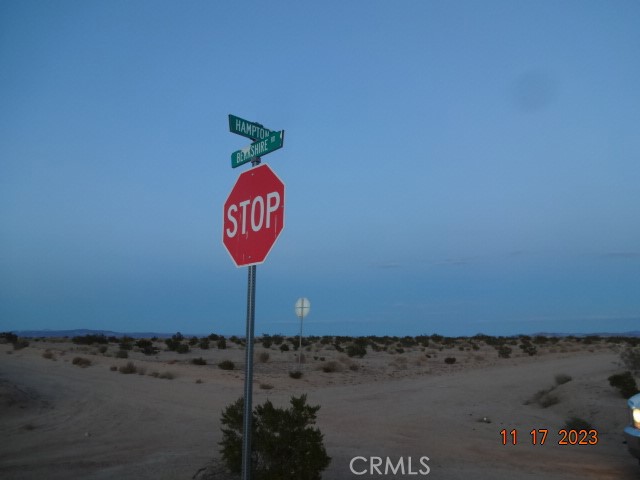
[{"x1": 0, "y1": 337, "x2": 638, "y2": 479}]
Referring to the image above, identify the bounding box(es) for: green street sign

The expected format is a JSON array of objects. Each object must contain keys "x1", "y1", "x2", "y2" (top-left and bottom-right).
[
  {"x1": 231, "y1": 130, "x2": 285, "y2": 168},
  {"x1": 229, "y1": 114, "x2": 273, "y2": 141}
]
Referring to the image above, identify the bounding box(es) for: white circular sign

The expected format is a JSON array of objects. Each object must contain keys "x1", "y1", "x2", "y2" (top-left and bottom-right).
[{"x1": 294, "y1": 297, "x2": 310, "y2": 319}]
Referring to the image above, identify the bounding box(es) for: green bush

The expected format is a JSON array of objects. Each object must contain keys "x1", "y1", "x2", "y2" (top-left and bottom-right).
[
  {"x1": 219, "y1": 394, "x2": 330, "y2": 479},
  {"x1": 217, "y1": 337, "x2": 227, "y2": 350},
  {"x1": 444, "y1": 357, "x2": 456, "y2": 364},
  {"x1": 346, "y1": 343, "x2": 367, "y2": 358},
  {"x1": 555, "y1": 374, "x2": 572, "y2": 385},
  {"x1": 191, "y1": 357, "x2": 207, "y2": 365},
  {"x1": 564, "y1": 416, "x2": 593, "y2": 430},
  {"x1": 119, "y1": 362, "x2": 137, "y2": 374},
  {"x1": 135, "y1": 339, "x2": 159, "y2": 355},
  {"x1": 621, "y1": 347, "x2": 640, "y2": 372},
  {"x1": 12, "y1": 339, "x2": 30, "y2": 350},
  {"x1": 497, "y1": 345, "x2": 512, "y2": 358},
  {"x1": 321, "y1": 361, "x2": 341, "y2": 373},
  {"x1": 219, "y1": 360, "x2": 235, "y2": 370},
  {"x1": 289, "y1": 370, "x2": 303, "y2": 379},
  {"x1": 608, "y1": 371, "x2": 639, "y2": 398},
  {"x1": 72, "y1": 356, "x2": 91, "y2": 368}
]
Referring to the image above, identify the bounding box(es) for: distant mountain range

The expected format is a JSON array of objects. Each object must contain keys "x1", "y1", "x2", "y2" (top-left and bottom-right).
[
  {"x1": 6, "y1": 328, "x2": 640, "y2": 339},
  {"x1": 7, "y1": 329, "x2": 185, "y2": 339}
]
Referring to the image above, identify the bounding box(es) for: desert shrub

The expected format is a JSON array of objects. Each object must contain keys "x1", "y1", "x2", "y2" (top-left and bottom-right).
[
  {"x1": 555, "y1": 374, "x2": 573, "y2": 385},
  {"x1": 279, "y1": 344, "x2": 289, "y2": 352},
  {"x1": 191, "y1": 357, "x2": 207, "y2": 365},
  {"x1": 608, "y1": 371, "x2": 639, "y2": 398},
  {"x1": 217, "y1": 337, "x2": 227, "y2": 349},
  {"x1": 116, "y1": 349, "x2": 128, "y2": 359},
  {"x1": 333, "y1": 343, "x2": 344, "y2": 353},
  {"x1": 621, "y1": 347, "x2": 640, "y2": 372},
  {"x1": 258, "y1": 352, "x2": 270, "y2": 363},
  {"x1": 136, "y1": 339, "x2": 159, "y2": 355},
  {"x1": 199, "y1": 338, "x2": 210, "y2": 350},
  {"x1": 0, "y1": 332, "x2": 18, "y2": 344},
  {"x1": 188, "y1": 336, "x2": 199, "y2": 346},
  {"x1": 229, "y1": 335, "x2": 240, "y2": 345},
  {"x1": 395, "y1": 347, "x2": 405, "y2": 354},
  {"x1": 539, "y1": 393, "x2": 560, "y2": 408},
  {"x1": 219, "y1": 394, "x2": 330, "y2": 479},
  {"x1": 391, "y1": 356, "x2": 409, "y2": 370},
  {"x1": 98, "y1": 345, "x2": 108, "y2": 354},
  {"x1": 175, "y1": 343, "x2": 190, "y2": 354},
  {"x1": 72, "y1": 356, "x2": 91, "y2": 368},
  {"x1": 118, "y1": 362, "x2": 137, "y2": 374},
  {"x1": 158, "y1": 371, "x2": 175, "y2": 379},
  {"x1": 497, "y1": 345, "x2": 512, "y2": 358},
  {"x1": 346, "y1": 343, "x2": 367, "y2": 358},
  {"x1": 526, "y1": 387, "x2": 560, "y2": 408},
  {"x1": 321, "y1": 361, "x2": 342, "y2": 373},
  {"x1": 519, "y1": 343, "x2": 537, "y2": 356},
  {"x1": 219, "y1": 360, "x2": 235, "y2": 370},
  {"x1": 444, "y1": 357, "x2": 457, "y2": 364},
  {"x1": 12, "y1": 339, "x2": 29, "y2": 350},
  {"x1": 260, "y1": 383, "x2": 274, "y2": 389},
  {"x1": 289, "y1": 370, "x2": 303, "y2": 379},
  {"x1": 110, "y1": 365, "x2": 118, "y2": 371},
  {"x1": 196, "y1": 379, "x2": 203, "y2": 384},
  {"x1": 42, "y1": 351, "x2": 55, "y2": 360},
  {"x1": 261, "y1": 336, "x2": 273, "y2": 349},
  {"x1": 564, "y1": 416, "x2": 593, "y2": 430}
]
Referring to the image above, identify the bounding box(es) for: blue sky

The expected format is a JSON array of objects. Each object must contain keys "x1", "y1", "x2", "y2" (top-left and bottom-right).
[{"x1": 1, "y1": 1, "x2": 639, "y2": 337}]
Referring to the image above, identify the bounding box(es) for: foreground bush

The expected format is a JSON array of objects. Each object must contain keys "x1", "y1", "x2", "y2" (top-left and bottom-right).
[
  {"x1": 119, "y1": 362, "x2": 137, "y2": 374},
  {"x1": 72, "y1": 356, "x2": 91, "y2": 368},
  {"x1": 608, "y1": 371, "x2": 639, "y2": 398},
  {"x1": 621, "y1": 346, "x2": 640, "y2": 372},
  {"x1": 219, "y1": 360, "x2": 235, "y2": 370},
  {"x1": 220, "y1": 394, "x2": 330, "y2": 479}
]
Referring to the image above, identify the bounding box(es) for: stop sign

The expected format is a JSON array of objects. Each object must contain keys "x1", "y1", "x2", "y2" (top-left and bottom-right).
[{"x1": 222, "y1": 164, "x2": 285, "y2": 267}]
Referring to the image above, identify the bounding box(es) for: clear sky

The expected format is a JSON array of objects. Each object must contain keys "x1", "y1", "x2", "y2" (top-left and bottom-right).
[{"x1": 1, "y1": 1, "x2": 639, "y2": 337}]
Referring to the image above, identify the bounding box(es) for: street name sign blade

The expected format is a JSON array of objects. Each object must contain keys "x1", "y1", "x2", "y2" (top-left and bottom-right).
[
  {"x1": 223, "y1": 164, "x2": 285, "y2": 267},
  {"x1": 231, "y1": 130, "x2": 285, "y2": 168},
  {"x1": 228, "y1": 114, "x2": 273, "y2": 141}
]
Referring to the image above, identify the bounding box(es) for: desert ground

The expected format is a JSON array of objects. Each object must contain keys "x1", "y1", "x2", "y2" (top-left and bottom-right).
[{"x1": 1, "y1": 333, "x2": 638, "y2": 479}]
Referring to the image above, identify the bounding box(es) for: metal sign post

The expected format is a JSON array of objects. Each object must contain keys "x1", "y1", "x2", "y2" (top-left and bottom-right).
[
  {"x1": 241, "y1": 155, "x2": 260, "y2": 480},
  {"x1": 294, "y1": 298, "x2": 310, "y2": 369}
]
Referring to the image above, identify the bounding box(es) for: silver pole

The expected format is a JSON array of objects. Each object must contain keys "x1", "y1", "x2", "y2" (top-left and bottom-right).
[
  {"x1": 298, "y1": 313, "x2": 303, "y2": 369},
  {"x1": 242, "y1": 156, "x2": 260, "y2": 480},
  {"x1": 242, "y1": 264, "x2": 256, "y2": 480}
]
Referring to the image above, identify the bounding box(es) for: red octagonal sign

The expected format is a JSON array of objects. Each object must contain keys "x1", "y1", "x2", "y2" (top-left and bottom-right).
[{"x1": 223, "y1": 164, "x2": 285, "y2": 267}]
